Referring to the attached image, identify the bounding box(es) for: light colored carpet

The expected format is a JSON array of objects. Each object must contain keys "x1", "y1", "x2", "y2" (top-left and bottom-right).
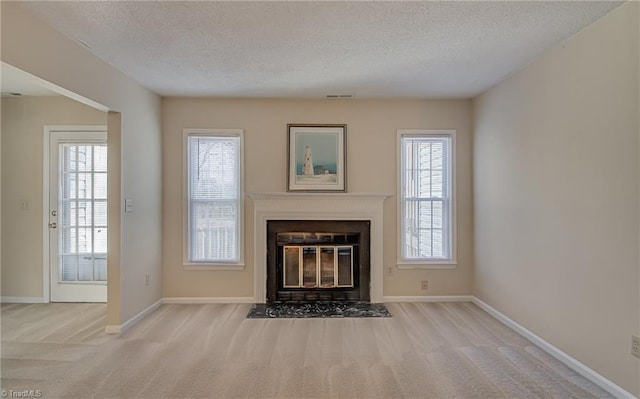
[{"x1": 1, "y1": 302, "x2": 613, "y2": 399}]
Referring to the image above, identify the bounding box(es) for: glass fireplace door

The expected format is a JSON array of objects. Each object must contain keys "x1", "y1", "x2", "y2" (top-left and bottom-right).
[{"x1": 283, "y1": 245, "x2": 353, "y2": 289}]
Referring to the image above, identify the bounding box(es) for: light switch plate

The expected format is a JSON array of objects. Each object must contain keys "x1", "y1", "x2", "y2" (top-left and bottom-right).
[
  {"x1": 125, "y1": 198, "x2": 133, "y2": 212},
  {"x1": 632, "y1": 335, "x2": 640, "y2": 358}
]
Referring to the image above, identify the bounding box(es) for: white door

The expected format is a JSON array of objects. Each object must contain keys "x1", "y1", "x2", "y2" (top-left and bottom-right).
[{"x1": 49, "y1": 130, "x2": 107, "y2": 302}]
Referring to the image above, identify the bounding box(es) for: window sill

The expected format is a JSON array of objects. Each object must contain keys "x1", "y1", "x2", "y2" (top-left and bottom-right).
[
  {"x1": 57, "y1": 281, "x2": 108, "y2": 285},
  {"x1": 397, "y1": 261, "x2": 457, "y2": 270},
  {"x1": 183, "y1": 263, "x2": 245, "y2": 271}
]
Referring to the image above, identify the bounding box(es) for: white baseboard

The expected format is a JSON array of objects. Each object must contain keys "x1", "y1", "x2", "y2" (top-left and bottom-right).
[
  {"x1": 162, "y1": 296, "x2": 255, "y2": 304},
  {"x1": 0, "y1": 296, "x2": 46, "y2": 304},
  {"x1": 383, "y1": 295, "x2": 474, "y2": 303},
  {"x1": 472, "y1": 297, "x2": 635, "y2": 399},
  {"x1": 104, "y1": 297, "x2": 253, "y2": 334},
  {"x1": 105, "y1": 299, "x2": 163, "y2": 335},
  {"x1": 104, "y1": 325, "x2": 121, "y2": 334}
]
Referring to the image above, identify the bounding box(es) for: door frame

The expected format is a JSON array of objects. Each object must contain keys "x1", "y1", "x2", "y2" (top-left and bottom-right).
[{"x1": 42, "y1": 125, "x2": 107, "y2": 303}]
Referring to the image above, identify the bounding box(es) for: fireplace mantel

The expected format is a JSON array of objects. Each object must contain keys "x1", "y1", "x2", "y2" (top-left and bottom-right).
[{"x1": 248, "y1": 192, "x2": 392, "y2": 303}]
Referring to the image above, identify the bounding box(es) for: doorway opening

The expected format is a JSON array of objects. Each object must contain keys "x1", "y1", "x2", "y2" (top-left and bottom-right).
[{"x1": 46, "y1": 127, "x2": 107, "y2": 302}]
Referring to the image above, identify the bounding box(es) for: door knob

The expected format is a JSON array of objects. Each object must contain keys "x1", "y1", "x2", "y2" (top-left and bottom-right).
[{"x1": 48, "y1": 222, "x2": 57, "y2": 229}]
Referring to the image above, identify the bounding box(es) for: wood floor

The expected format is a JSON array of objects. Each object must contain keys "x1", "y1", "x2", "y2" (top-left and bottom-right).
[{"x1": 1, "y1": 302, "x2": 612, "y2": 399}]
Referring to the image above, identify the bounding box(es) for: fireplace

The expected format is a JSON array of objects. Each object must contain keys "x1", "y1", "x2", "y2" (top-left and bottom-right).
[
  {"x1": 266, "y1": 220, "x2": 370, "y2": 302},
  {"x1": 249, "y1": 192, "x2": 390, "y2": 303}
]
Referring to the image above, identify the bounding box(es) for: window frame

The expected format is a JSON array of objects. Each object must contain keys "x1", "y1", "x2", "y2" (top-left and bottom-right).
[
  {"x1": 397, "y1": 129, "x2": 457, "y2": 269},
  {"x1": 183, "y1": 128, "x2": 245, "y2": 270}
]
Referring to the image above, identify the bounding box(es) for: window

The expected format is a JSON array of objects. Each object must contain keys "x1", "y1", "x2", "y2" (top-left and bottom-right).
[
  {"x1": 186, "y1": 129, "x2": 243, "y2": 266},
  {"x1": 398, "y1": 130, "x2": 455, "y2": 266},
  {"x1": 59, "y1": 143, "x2": 108, "y2": 282}
]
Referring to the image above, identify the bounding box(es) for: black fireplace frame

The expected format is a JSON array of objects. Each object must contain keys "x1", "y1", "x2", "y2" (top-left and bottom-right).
[{"x1": 266, "y1": 220, "x2": 371, "y2": 303}]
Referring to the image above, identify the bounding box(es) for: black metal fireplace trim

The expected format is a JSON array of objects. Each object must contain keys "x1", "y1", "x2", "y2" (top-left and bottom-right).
[{"x1": 266, "y1": 220, "x2": 371, "y2": 303}]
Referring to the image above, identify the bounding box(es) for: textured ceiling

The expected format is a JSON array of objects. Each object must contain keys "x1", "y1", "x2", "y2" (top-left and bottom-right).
[{"x1": 20, "y1": 1, "x2": 623, "y2": 98}]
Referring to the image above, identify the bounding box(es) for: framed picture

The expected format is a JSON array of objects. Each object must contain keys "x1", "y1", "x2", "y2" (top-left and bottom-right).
[{"x1": 287, "y1": 124, "x2": 347, "y2": 192}]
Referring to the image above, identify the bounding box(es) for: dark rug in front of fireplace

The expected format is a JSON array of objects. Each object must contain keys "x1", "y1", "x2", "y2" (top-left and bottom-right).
[{"x1": 246, "y1": 301, "x2": 391, "y2": 319}]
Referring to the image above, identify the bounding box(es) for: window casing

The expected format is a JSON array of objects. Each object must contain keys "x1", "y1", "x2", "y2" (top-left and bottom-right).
[
  {"x1": 398, "y1": 130, "x2": 456, "y2": 267},
  {"x1": 185, "y1": 129, "x2": 244, "y2": 267}
]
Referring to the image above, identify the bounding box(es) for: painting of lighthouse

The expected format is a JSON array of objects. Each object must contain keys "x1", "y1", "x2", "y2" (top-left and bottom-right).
[
  {"x1": 302, "y1": 146, "x2": 314, "y2": 176},
  {"x1": 287, "y1": 124, "x2": 346, "y2": 192}
]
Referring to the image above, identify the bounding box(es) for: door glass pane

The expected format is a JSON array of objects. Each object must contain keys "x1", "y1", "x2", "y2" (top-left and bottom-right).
[
  {"x1": 94, "y1": 257, "x2": 107, "y2": 281},
  {"x1": 94, "y1": 146, "x2": 107, "y2": 172},
  {"x1": 78, "y1": 256, "x2": 93, "y2": 281},
  {"x1": 77, "y1": 173, "x2": 92, "y2": 199},
  {"x1": 67, "y1": 227, "x2": 77, "y2": 253},
  {"x1": 62, "y1": 227, "x2": 73, "y2": 253},
  {"x1": 69, "y1": 201, "x2": 78, "y2": 226},
  {"x1": 77, "y1": 145, "x2": 92, "y2": 172},
  {"x1": 94, "y1": 173, "x2": 107, "y2": 199},
  {"x1": 94, "y1": 228, "x2": 107, "y2": 253},
  {"x1": 77, "y1": 201, "x2": 92, "y2": 226},
  {"x1": 94, "y1": 201, "x2": 107, "y2": 226},
  {"x1": 62, "y1": 173, "x2": 76, "y2": 200},
  {"x1": 62, "y1": 255, "x2": 78, "y2": 281},
  {"x1": 60, "y1": 201, "x2": 72, "y2": 226},
  {"x1": 63, "y1": 146, "x2": 75, "y2": 172},
  {"x1": 59, "y1": 143, "x2": 107, "y2": 283},
  {"x1": 77, "y1": 228, "x2": 92, "y2": 252}
]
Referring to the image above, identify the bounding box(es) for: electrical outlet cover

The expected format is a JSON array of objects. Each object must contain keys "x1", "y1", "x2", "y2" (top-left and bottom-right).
[{"x1": 632, "y1": 335, "x2": 640, "y2": 358}]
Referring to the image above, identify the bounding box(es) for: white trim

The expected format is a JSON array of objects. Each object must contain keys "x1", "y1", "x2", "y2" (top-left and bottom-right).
[
  {"x1": 43, "y1": 125, "x2": 107, "y2": 304},
  {"x1": 104, "y1": 299, "x2": 162, "y2": 335},
  {"x1": 104, "y1": 325, "x2": 122, "y2": 334},
  {"x1": 249, "y1": 192, "x2": 394, "y2": 200},
  {"x1": 383, "y1": 295, "x2": 473, "y2": 303},
  {"x1": 43, "y1": 127, "x2": 50, "y2": 303},
  {"x1": 396, "y1": 129, "x2": 457, "y2": 265},
  {"x1": 1, "y1": 63, "x2": 109, "y2": 113},
  {"x1": 182, "y1": 264, "x2": 245, "y2": 271},
  {"x1": 162, "y1": 296, "x2": 255, "y2": 304},
  {"x1": 0, "y1": 296, "x2": 46, "y2": 304},
  {"x1": 472, "y1": 297, "x2": 636, "y2": 399},
  {"x1": 182, "y1": 128, "x2": 245, "y2": 267},
  {"x1": 397, "y1": 263, "x2": 457, "y2": 270}
]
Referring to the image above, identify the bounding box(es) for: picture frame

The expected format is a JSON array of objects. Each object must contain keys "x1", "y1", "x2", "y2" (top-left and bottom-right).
[{"x1": 287, "y1": 124, "x2": 347, "y2": 192}]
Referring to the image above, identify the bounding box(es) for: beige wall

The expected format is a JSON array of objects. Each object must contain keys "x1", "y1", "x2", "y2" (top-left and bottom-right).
[
  {"x1": 1, "y1": 96, "x2": 106, "y2": 298},
  {"x1": 162, "y1": 98, "x2": 473, "y2": 298},
  {"x1": 473, "y1": 2, "x2": 639, "y2": 395},
  {"x1": 1, "y1": 2, "x2": 162, "y2": 325}
]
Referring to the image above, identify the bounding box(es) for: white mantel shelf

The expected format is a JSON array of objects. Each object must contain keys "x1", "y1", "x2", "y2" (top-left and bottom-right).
[
  {"x1": 249, "y1": 192, "x2": 392, "y2": 303},
  {"x1": 247, "y1": 192, "x2": 393, "y2": 200}
]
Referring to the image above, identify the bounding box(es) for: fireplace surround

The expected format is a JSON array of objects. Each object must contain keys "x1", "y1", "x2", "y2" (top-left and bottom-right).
[
  {"x1": 249, "y1": 193, "x2": 391, "y2": 303},
  {"x1": 267, "y1": 220, "x2": 370, "y2": 302}
]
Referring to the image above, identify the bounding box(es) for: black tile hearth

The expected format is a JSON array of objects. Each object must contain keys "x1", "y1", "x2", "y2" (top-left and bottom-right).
[{"x1": 246, "y1": 301, "x2": 391, "y2": 319}]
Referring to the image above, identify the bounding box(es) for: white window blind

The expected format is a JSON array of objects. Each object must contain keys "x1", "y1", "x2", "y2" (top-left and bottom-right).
[
  {"x1": 59, "y1": 143, "x2": 108, "y2": 281},
  {"x1": 187, "y1": 134, "x2": 242, "y2": 263},
  {"x1": 400, "y1": 133, "x2": 453, "y2": 262}
]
